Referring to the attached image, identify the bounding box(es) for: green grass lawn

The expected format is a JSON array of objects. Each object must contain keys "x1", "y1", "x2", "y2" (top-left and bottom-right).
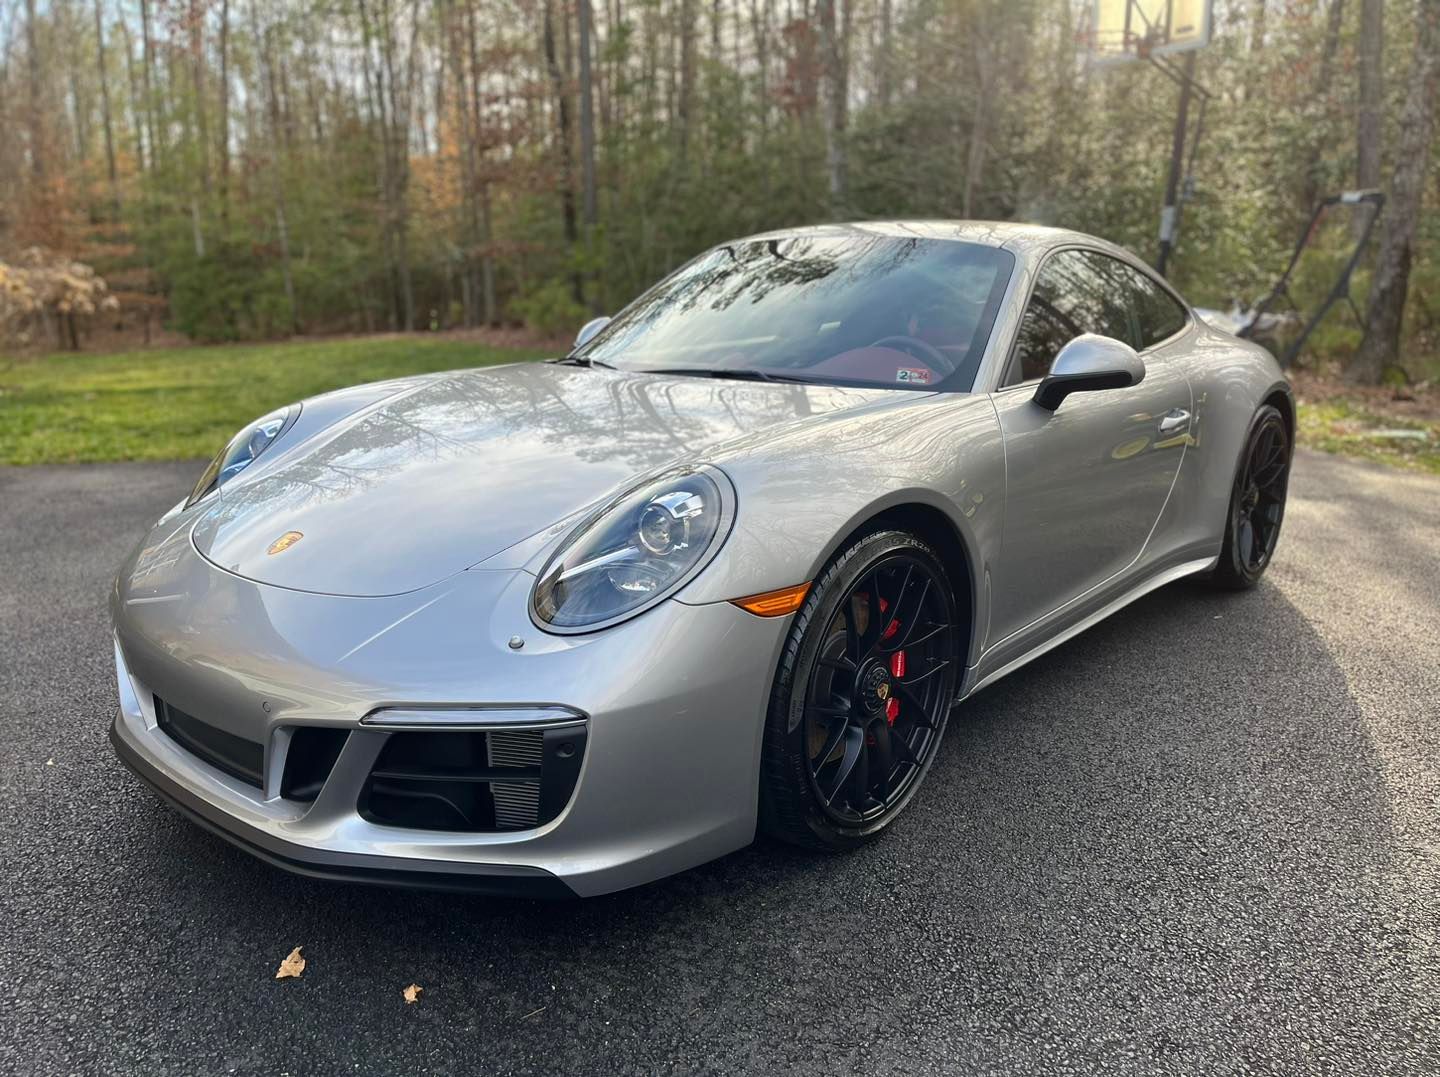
[
  {"x1": 0, "y1": 337, "x2": 547, "y2": 465},
  {"x1": 5, "y1": 337, "x2": 1438, "y2": 475},
  {"x1": 1296, "y1": 398, "x2": 1440, "y2": 475}
]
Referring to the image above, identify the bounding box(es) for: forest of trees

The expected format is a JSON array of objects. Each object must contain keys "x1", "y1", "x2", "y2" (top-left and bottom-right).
[{"x1": 0, "y1": 0, "x2": 1436, "y2": 383}]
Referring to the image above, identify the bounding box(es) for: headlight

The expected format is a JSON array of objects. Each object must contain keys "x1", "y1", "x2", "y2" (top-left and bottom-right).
[
  {"x1": 532, "y1": 467, "x2": 734, "y2": 632},
  {"x1": 186, "y1": 404, "x2": 298, "y2": 507}
]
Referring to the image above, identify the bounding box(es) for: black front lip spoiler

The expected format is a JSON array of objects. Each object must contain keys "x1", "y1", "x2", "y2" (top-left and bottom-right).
[{"x1": 109, "y1": 718, "x2": 578, "y2": 899}]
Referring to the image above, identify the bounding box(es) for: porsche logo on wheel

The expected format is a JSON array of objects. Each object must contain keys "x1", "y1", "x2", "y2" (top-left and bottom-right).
[
  {"x1": 267, "y1": 531, "x2": 304, "y2": 556},
  {"x1": 876, "y1": 682, "x2": 890, "y2": 701}
]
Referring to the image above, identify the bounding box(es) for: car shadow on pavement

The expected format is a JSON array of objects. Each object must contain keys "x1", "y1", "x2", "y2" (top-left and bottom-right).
[{"x1": 102, "y1": 575, "x2": 1427, "y2": 1073}]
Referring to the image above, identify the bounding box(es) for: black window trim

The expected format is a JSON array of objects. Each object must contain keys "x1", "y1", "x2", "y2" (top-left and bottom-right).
[{"x1": 991, "y1": 242, "x2": 1193, "y2": 394}]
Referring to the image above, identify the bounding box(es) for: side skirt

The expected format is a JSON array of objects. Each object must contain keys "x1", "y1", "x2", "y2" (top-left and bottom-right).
[{"x1": 957, "y1": 553, "x2": 1218, "y2": 702}]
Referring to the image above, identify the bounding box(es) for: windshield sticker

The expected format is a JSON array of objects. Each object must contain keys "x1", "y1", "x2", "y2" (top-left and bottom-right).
[{"x1": 896, "y1": 368, "x2": 932, "y2": 384}]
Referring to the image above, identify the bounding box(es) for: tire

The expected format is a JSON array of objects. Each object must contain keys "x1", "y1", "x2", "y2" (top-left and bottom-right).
[
  {"x1": 1209, "y1": 404, "x2": 1292, "y2": 590},
  {"x1": 759, "y1": 528, "x2": 961, "y2": 850}
]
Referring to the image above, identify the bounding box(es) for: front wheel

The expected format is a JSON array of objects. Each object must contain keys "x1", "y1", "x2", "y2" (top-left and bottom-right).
[
  {"x1": 1209, "y1": 404, "x2": 1291, "y2": 590},
  {"x1": 759, "y1": 529, "x2": 961, "y2": 850}
]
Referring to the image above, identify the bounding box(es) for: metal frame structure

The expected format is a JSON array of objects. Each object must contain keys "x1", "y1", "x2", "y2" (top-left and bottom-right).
[{"x1": 1238, "y1": 190, "x2": 1386, "y2": 368}]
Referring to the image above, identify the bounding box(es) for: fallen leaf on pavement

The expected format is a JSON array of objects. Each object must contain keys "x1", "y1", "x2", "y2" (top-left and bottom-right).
[
  {"x1": 403, "y1": 983, "x2": 423, "y2": 1004},
  {"x1": 275, "y1": 946, "x2": 306, "y2": 980}
]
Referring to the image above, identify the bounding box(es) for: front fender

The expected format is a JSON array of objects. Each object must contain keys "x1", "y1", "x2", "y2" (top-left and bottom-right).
[{"x1": 676, "y1": 393, "x2": 1006, "y2": 670}]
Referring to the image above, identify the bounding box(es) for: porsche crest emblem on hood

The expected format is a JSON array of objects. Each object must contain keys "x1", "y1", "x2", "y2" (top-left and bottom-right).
[{"x1": 267, "y1": 531, "x2": 304, "y2": 556}]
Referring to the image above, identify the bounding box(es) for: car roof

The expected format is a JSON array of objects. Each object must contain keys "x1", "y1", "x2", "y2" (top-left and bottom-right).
[{"x1": 736, "y1": 220, "x2": 1140, "y2": 264}]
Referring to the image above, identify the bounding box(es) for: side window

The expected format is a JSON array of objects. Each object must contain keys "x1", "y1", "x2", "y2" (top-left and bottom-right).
[
  {"x1": 1120, "y1": 263, "x2": 1189, "y2": 348},
  {"x1": 1008, "y1": 250, "x2": 1133, "y2": 383}
]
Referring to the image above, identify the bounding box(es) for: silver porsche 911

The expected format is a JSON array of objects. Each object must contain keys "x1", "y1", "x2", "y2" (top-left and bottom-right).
[{"x1": 110, "y1": 222, "x2": 1293, "y2": 898}]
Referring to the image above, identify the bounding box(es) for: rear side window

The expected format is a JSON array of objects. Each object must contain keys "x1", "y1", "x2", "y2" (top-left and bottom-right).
[
  {"x1": 1010, "y1": 250, "x2": 1133, "y2": 382},
  {"x1": 1121, "y1": 264, "x2": 1189, "y2": 347}
]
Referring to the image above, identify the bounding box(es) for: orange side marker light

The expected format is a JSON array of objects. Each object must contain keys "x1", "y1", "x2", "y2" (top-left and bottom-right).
[{"x1": 731, "y1": 582, "x2": 811, "y2": 617}]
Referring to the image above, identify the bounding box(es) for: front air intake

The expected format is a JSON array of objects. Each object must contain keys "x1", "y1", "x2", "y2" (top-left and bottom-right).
[
  {"x1": 358, "y1": 725, "x2": 585, "y2": 833},
  {"x1": 280, "y1": 727, "x2": 349, "y2": 801},
  {"x1": 154, "y1": 695, "x2": 265, "y2": 789}
]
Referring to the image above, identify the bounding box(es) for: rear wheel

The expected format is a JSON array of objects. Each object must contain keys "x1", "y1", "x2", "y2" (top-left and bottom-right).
[
  {"x1": 759, "y1": 529, "x2": 960, "y2": 850},
  {"x1": 1209, "y1": 404, "x2": 1291, "y2": 590}
]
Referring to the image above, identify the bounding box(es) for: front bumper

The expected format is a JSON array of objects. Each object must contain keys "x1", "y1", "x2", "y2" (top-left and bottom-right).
[
  {"x1": 110, "y1": 519, "x2": 789, "y2": 898},
  {"x1": 110, "y1": 718, "x2": 577, "y2": 897}
]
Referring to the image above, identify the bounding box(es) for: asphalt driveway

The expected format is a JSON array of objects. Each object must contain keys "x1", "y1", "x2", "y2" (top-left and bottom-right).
[{"x1": 2, "y1": 450, "x2": 1437, "y2": 1075}]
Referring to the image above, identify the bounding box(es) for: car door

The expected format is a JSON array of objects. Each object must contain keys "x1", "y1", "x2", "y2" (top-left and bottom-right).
[{"x1": 985, "y1": 248, "x2": 1193, "y2": 647}]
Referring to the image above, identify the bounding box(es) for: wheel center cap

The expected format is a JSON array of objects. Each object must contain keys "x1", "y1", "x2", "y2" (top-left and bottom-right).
[{"x1": 858, "y1": 662, "x2": 892, "y2": 714}]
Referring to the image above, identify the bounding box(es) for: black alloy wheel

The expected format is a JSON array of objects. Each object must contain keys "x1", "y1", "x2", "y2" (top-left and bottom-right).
[
  {"x1": 1211, "y1": 404, "x2": 1291, "y2": 589},
  {"x1": 760, "y1": 529, "x2": 960, "y2": 849}
]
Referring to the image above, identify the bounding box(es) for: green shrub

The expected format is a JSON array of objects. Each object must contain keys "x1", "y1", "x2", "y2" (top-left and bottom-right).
[{"x1": 513, "y1": 279, "x2": 587, "y2": 338}]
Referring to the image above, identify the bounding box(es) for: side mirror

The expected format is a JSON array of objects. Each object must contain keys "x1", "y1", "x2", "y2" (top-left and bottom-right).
[
  {"x1": 1034, "y1": 334, "x2": 1145, "y2": 411},
  {"x1": 573, "y1": 315, "x2": 612, "y2": 352}
]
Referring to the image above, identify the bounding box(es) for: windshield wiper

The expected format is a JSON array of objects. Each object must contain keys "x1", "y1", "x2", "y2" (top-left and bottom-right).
[
  {"x1": 638, "y1": 367, "x2": 810, "y2": 384},
  {"x1": 551, "y1": 355, "x2": 617, "y2": 369}
]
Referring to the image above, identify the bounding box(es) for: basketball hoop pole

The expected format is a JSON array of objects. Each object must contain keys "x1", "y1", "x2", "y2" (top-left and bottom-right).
[
  {"x1": 1086, "y1": 1, "x2": 1214, "y2": 274},
  {"x1": 1155, "y1": 51, "x2": 1208, "y2": 277}
]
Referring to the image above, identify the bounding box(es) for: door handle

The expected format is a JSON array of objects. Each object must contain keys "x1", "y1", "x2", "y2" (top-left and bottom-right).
[{"x1": 1158, "y1": 408, "x2": 1191, "y2": 434}]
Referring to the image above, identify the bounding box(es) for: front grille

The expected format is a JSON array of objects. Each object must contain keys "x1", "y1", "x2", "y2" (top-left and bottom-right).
[
  {"x1": 359, "y1": 724, "x2": 586, "y2": 833},
  {"x1": 154, "y1": 695, "x2": 264, "y2": 789}
]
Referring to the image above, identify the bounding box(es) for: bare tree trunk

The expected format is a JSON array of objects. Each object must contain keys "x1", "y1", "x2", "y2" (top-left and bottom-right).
[
  {"x1": 448, "y1": 0, "x2": 478, "y2": 326},
  {"x1": 276, "y1": 204, "x2": 297, "y2": 331},
  {"x1": 93, "y1": 0, "x2": 120, "y2": 212},
  {"x1": 381, "y1": 0, "x2": 419, "y2": 331},
  {"x1": 877, "y1": 0, "x2": 892, "y2": 110},
  {"x1": 749, "y1": 0, "x2": 770, "y2": 135},
  {"x1": 963, "y1": 49, "x2": 989, "y2": 217},
  {"x1": 578, "y1": 0, "x2": 599, "y2": 231},
  {"x1": 254, "y1": 3, "x2": 299, "y2": 332},
  {"x1": 817, "y1": 0, "x2": 848, "y2": 206},
  {"x1": 356, "y1": 0, "x2": 396, "y2": 328},
  {"x1": 25, "y1": 0, "x2": 44, "y2": 178},
  {"x1": 139, "y1": 0, "x2": 160, "y2": 167},
  {"x1": 464, "y1": 0, "x2": 497, "y2": 326},
  {"x1": 218, "y1": 0, "x2": 231, "y2": 224},
  {"x1": 70, "y1": 61, "x2": 92, "y2": 165},
  {"x1": 1357, "y1": 0, "x2": 1384, "y2": 192},
  {"x1": 189, "y1": 0, "x2": 212, "y2": 195},
  {"x1": 480, "y1": 186, "x2": 498, "y2": 325},
  {"x1": 1350, "y1": 0, "x2": 1440, "y2": 383},
  {"x1": 542, "y1": 0, "x2": 581, "y2": 301},
  {"x1": 278, "y1": 44, "x2": 297, "y2": 150},
  {"x1": 119, "y1": 18, "x2": 145, "y2": 173},
  {"x1": 1299, "y1": 0, "x2": 1346, "y2": 216},
  {"x1": 359, "y1": 0, "x2": 418, "y2": 331},
  {"x1": 304, "y1": 32, "x2": 326, "y2": 146},
  {"x1": 678, "y1": 0, "x2": 697, "y2": 166},
  {"x1": 190, "y1": 195, "x2": 206, "y2": 257},
  {"x1": 578, "y1": 0, "x2": 599, "y2": 312}
]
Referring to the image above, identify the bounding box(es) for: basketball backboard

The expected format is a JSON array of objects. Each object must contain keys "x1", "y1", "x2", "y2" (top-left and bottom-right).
[{"x1": 1083, "y1": 0, "x2": 1213, "y2": 66}]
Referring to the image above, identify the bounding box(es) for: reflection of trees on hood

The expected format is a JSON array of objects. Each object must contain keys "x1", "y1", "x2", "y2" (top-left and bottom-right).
[{"x1": 206, "y1": 364, "x2": 873, "y2": 523}]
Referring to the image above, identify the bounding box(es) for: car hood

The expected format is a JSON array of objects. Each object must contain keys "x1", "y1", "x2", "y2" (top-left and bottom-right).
[{"x1": 190, "y1": 362, "x2": 892, "y2": 596}]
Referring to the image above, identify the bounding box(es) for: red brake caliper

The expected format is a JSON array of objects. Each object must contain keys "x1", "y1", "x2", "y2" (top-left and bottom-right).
[
  {"x1": 886, "y1": 649, "x2": 905, "y2": 724},
  {"x1": 879, "y1": 597, "x2": 900, "y2": 642}
]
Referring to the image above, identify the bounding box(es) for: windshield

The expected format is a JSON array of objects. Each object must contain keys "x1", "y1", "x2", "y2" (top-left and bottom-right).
[{"x1": 575, "y1": 234, "x2": 1014, "y2": 392}]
